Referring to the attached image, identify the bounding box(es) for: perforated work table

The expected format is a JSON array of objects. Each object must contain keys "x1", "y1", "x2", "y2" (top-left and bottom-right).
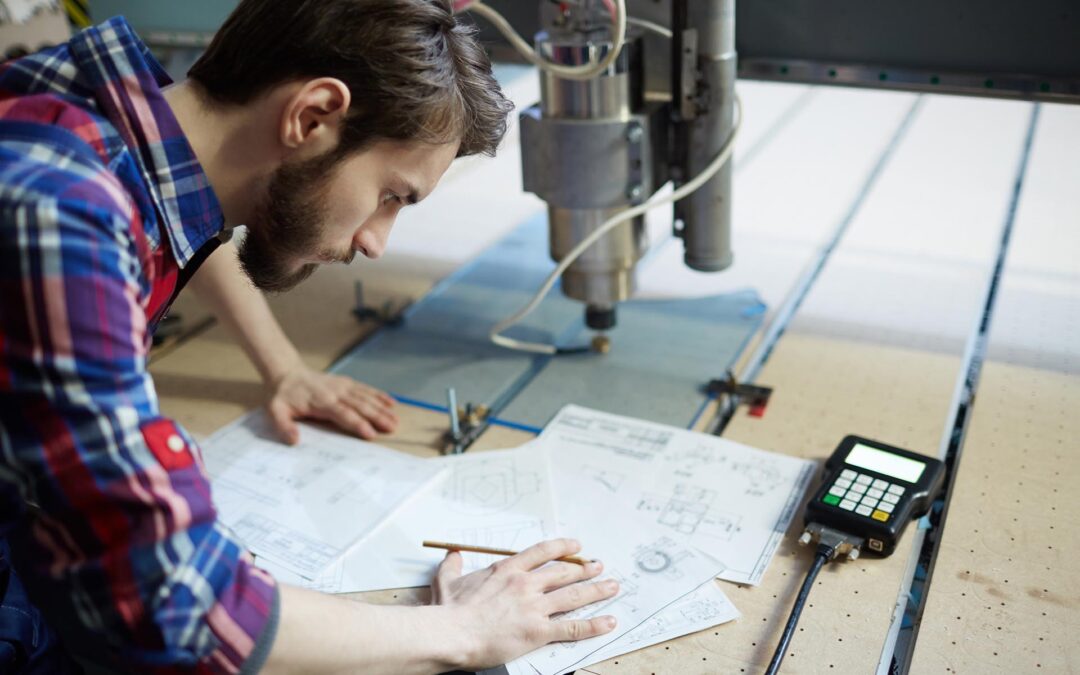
[{"x1": 151, "y1": 73, "x2": 1078, "y2": 674}]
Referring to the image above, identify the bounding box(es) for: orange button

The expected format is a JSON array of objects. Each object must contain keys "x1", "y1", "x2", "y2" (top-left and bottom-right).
[{"x1": 872, "y1": 510, "x2": 890, "y2": 522}]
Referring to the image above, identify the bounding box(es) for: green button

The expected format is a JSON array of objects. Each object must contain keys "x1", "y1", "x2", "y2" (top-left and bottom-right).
[{"x1": 823, "y1": 494, "x2": 841, "y2": 506}]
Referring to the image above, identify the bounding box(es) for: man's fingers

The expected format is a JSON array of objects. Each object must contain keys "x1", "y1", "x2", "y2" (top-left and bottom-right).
[
  {"x1": 345, "y1": 393, "x2": 398, "y2": 432},
  {"x1": 352, "y1": 382, "x2": 397, "y2": 409},
  {"x1": 545, "y1": 579, "x2": 619, "y2": 615},
  {"x1": 321, "y1": 402, "x2": 376, "y2": 440},
  {"x1": 535, "y1": 559, "x2": 603, "y2": 592},
  {"x1": 550, "y1": 615, "x2": 617, "y2": 643},
  {"x1": 432, "y1": 551, "x2": 464, "y2": 603},
  {"x1": 504, "y1": 538, "x2": 583, "y2": 572},
  {"x1": 267, "y1": 400, "x2": 300, "y2": 445}
]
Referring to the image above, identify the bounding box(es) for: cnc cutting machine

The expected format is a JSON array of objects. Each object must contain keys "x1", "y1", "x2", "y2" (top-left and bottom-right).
[{"x1": 515, "y1": 0, "x2": 737, "y2": 333}]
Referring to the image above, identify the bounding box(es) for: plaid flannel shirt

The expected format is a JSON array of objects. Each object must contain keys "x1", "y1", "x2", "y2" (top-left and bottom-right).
[{"x1": 0, "y1": 18, "x2": 278, "y2": 674}]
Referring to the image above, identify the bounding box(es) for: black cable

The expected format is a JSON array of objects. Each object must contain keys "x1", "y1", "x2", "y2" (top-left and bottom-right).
[
  {"x1": 764, "y1": 543, "x2": 835, "y2": 675},
  {"x1": 554, "y1": 345, "x2": 592, "y2": 355}
]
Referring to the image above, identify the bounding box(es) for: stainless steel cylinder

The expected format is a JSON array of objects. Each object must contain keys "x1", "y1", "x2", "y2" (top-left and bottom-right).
[
  {"x1": 678, "y1": 0, "x2": 736, "y2": 272},
  {"x1": 537, "y1": 33, "x2": 647, "y2": 319}
]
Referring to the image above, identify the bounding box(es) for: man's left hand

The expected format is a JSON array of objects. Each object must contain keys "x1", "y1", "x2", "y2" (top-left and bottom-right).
[{"x1": 265, "y1": 366, "x2": 399, "y2": 444}]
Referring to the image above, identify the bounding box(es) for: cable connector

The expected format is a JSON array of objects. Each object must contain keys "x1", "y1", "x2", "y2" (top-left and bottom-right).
[
  {"x1": 798, "y1": 522, "x2": 865, "y2": 561},
  {"x1": 765, "y1": 523, "x2": 857, "y2": 675}
]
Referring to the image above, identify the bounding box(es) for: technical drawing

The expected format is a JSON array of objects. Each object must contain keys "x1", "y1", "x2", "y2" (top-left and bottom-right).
[
  {"x1": 442, "y1": 458, "x2": 542, "y2": 516},
  {"x1": 637, "y1": 485, "x2": 743, "y2": 542},
  {"x1": 637, "y1": 484, "x2": 716, "y2": 535},
  {"x1": 618, "y1": 613, "x2": 671, "y2": 647},
  {"x1": 636, "y1": 548, "x2": 672, "y2": 573},
  {"x1": 299, "y1": 561, "x2": 346, "y2": 594},
  {"x1": 325, "y1": 471, "x2": 381, "y2": 507},
  {"x1": 668, "y1": 442, "x2": 726, "y2": 478},
  {"x1": 731, "y1": 458, "x2": 786, "y2": 497},
  {"x1": 205, "y1": 413, "x2": 443, "y2": 580},
  {"x1": 679, "y1": 597, "x2": 724, "y2": 623},
  {"x1": 448, "y1": 520, "x2": 547, "y2": 572},
  {"x1": 582, "y1": 465, "x2": 626, "y2": 493},
  {"x1": 211, "y1": 449, "x2": 336, "y2": 505},
  {"x1": 553, "y1": 415, "x2": 672, "y2": 460},
  {"x1": 234, "y1": 513, "x2": 339, "y2": 577},
  {"x1": 659, "y1": 484, "x2": 716, "y2": 535},
  {"x1": 694, "y1": 510, "x2": 742, "y2": 542},
  {"x1": 632, "y1": 537, "x2": 691, "y2": 581}
]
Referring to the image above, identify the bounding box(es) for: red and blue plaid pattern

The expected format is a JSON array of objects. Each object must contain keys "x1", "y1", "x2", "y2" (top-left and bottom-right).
[{"x1": 0, "y1": 18, "x2": 278, "y2": 674}]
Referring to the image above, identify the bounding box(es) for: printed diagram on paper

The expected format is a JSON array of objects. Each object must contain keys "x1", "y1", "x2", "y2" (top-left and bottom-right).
[
  {"x1": 202, "y1": 412, "x2": 443, "y2": 579},
  {"x1": 507, "y1": 529, "x2": 724, "y2": 675},
  {"x1": 549, "y1": 409, "x2": 674, "y2": 459},
  {"x1": 443, "y1": 453, "x2": 544, "y2": 516},
  {"x1": 499, "y1": 579, "x2": 739, "y2": 675},
  {"x1": 543, "y1": 405, "x2": 815, "y2": 585},
  {"x1": 636, "y1": 484, "x2": 742, "y2": 540},
  {"x1": 586, "y1": 579, "x2": 739, "y2": 667},
  {"x1": 265, "y1": 444, "x2": 559, "y2": 594}
]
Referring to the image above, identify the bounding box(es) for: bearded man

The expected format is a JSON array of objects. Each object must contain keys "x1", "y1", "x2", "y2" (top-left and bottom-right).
[{"x1": 0, "y1": 1, "x2": 617, "y2": 672}]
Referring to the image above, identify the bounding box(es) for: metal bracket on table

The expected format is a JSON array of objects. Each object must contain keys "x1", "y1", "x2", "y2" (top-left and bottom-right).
[
  {"x1": 442, "y1": 387, "x2": 491, "y2": 455},
  {"x1": 707, "y1": 370, "x2": 773, "y2": 418},
  {"x1": 351, "y1": 281, "x2": 410, "y2": 327}
]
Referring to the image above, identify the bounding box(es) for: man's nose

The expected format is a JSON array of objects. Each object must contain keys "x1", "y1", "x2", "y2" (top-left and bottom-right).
[{"x1": 354, "y1": 219, "x2": 393, "y2": 259}]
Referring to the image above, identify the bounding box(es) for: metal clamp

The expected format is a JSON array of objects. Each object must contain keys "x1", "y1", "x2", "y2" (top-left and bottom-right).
[
  {"x1": 442, "y1": 387, "x2": 491, "y2": 455},
  {"x1": 519, "y1": 106, "x2": 654, "y2": 209},
  {"x1": 707, "y1": 370, "x2": 773, "y2": 418}
]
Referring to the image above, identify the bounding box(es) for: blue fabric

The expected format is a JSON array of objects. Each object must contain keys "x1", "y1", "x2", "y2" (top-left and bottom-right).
[{"x1": 0, "y1": 539, "x2": 80, "y2": 674}]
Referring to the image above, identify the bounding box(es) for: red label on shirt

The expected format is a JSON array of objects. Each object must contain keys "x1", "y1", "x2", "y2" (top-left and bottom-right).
[{"x1": 140, "y1": 418, "x2": 194, "y2": 471}]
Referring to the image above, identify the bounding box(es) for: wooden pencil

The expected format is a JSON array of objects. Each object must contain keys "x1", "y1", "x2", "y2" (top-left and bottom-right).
[{"x1": 422, "y1": 540, "x2": 591, "y2": 566}]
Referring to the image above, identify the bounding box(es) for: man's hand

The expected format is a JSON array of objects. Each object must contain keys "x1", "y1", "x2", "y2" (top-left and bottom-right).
[
  {"x1": 266, "y1": 365, "x2": 399, "y2": 444},
  {"x1": 430, "y1": 538, "x2": 619, "y2": 669}
]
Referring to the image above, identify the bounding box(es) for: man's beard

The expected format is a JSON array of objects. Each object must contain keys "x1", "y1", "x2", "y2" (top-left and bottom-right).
[{"x1": 238, "y1": 152, "x2": 354, "y2": 293}]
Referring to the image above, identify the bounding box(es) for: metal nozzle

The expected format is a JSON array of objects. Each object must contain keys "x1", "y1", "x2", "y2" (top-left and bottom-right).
[{"x1": 585, "y1": 305, "x2": 616, "y2": 330}]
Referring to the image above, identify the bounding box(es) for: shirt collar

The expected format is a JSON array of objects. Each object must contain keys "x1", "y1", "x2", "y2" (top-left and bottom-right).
[{"x1": 68, "y1": 17, "x2": 224, "y2": 267}]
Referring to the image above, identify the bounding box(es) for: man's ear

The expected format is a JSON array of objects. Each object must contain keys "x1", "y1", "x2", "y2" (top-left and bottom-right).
[{"x1": 279, "y1": 78, "x2": 351, "y2": 157}]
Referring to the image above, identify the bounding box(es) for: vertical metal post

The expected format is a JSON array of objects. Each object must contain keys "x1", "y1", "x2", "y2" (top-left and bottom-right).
[{"x1": 674, "y1": 0, "x2": 736, "y2": 272}]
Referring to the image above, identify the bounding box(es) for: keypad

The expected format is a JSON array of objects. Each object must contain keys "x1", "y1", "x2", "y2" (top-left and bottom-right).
[{"x1": 820, "y1": 470, "x2": 905, "y2": 522}]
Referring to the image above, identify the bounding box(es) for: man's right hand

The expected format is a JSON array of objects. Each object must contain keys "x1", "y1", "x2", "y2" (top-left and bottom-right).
[
  {"x1": 430, "y1": 538, "x2": 620, "y2": 669},
  {"x1": 263, "y1": 539, "x2": 619, "y2": 675}
]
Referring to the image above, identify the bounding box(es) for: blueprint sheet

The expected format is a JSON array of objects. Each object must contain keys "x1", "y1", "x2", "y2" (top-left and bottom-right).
[
  {"x1": 506, "y1": 500, "x2": 725, "y2": 675},
  {"x1": 583, "y1": 579, "x2": 739, "y2": 669},
  {"x1": 260, "y1": 444, "x2": 558, "y2": 593},
  {"x1": 543, "y1": 405, "x2": 815, "y2": 586},
  {"x1": 494, "y1": 580, "x2": 739, "y2": 675},
  {"x1": 201, "y1": 412, "x2": 444, "y2": 579}
]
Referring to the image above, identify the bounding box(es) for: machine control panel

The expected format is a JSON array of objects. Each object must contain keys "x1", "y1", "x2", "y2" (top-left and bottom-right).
[{"x1": 805, "y1": 435, "x2": 945, "y2": 556}]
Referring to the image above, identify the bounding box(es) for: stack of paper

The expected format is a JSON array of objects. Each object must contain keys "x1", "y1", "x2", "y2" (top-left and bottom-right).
[
  {"x1": 498, "y1": 405, "x2": 815, "y2": 674},
  {"x1": 259, "y1": 443, "x2": 561, "y2": 592},
  {"x1": 201, "y1": 405, "x2": 814, "y2": 674},
  {"x1": 543, "y1": 405, "x2": 817, "y2": 586}
]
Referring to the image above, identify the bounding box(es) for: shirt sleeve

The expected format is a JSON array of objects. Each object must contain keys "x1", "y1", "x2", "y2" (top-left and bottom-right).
[{"x1": 0, "y1": 171, "x2": 278, "y2": 673}]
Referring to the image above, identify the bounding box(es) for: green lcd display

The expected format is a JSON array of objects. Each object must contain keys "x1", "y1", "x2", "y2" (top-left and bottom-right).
[{"x1": 846, "y1": 443, "x2": 926, "y2": 483}]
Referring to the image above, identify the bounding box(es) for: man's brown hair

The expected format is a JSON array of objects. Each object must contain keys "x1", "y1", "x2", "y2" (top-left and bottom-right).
[{"x1": 188, "y1": 0, "x2": 511, "y2": 158}]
